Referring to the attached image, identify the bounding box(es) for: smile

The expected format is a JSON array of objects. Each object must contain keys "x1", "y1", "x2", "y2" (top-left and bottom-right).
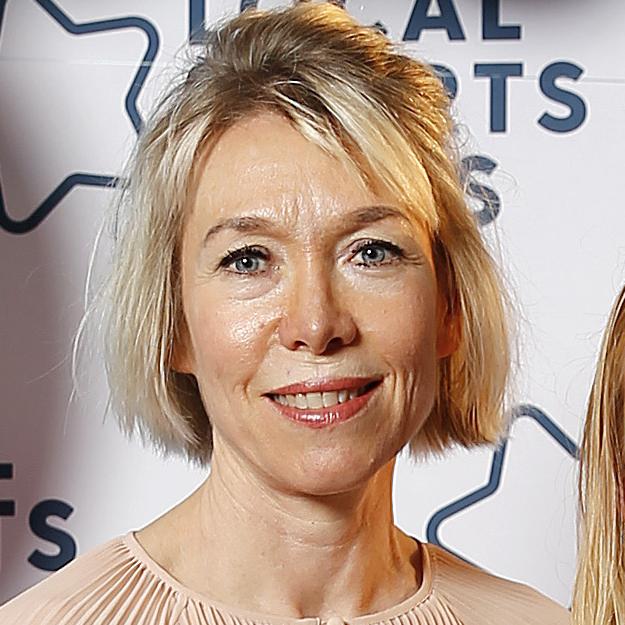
[
  {"x1": 264, "y1": 378, "x2": 382, "y2": 428},
  {"x1": 268, "y1": 381, "x2": 378, "y2": 409}
]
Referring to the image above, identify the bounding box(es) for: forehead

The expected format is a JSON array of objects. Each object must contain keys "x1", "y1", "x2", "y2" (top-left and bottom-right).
[{"x1": 189, "y1": 112, "x2": 395, "y2": 226}]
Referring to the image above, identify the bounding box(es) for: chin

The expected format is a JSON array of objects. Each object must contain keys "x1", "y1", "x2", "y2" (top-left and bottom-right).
[{"x1": 283, "y1": 445, "x2": 390, "y2": 497}]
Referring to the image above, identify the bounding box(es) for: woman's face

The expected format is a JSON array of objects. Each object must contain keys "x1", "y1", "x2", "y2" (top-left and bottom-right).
[{"x1": 178, "y1": 112, "x2": 450, "y2": 495}]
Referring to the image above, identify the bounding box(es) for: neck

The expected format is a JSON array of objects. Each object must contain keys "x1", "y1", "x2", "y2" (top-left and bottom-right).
[{"x1": 144, "y1": 443, "x2": 422, "y2": 620}]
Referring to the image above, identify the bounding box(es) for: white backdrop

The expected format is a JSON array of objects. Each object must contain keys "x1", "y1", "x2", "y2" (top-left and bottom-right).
[{"x1": 1, "y1": 0, "x2": 623, "y2": 609}]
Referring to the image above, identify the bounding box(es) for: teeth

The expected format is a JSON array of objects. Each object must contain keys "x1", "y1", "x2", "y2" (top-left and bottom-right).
[
  {"x1": 307, "y1": 392, "x2": 323, "y2": 409},
  {"x1": 322, "y1": 391, "x2": 338, "y2": 407},
  {"x1": 272, "y1": 384, "x2": 376, "y2": 409}
]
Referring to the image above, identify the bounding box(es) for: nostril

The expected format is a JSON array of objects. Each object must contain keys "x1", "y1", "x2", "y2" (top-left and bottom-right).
[
  {"x1": 319, "y1": 334, "x2": 357, "y2": 356},
  {"x1": 326, "y1": 336, "x2": 347, "y2": 351},
  {"x1": 290, "y1": 336, "x2": 347, "y2": 355}
]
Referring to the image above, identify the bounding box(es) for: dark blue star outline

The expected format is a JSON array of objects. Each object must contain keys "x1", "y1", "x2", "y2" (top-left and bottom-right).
[
  {"x1": 426, "y1": 403, "x2": 579, "y2": 562},
  {"x1": 0, "y1": 0, "x2": 159, "y2": 234}
]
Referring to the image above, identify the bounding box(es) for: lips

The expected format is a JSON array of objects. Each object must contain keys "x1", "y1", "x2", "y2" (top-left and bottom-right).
[{"x1": 263, "y1": 377, "x2": 382, "y2": 428}]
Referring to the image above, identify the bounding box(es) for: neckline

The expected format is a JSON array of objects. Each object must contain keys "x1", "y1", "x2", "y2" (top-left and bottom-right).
[{"x1": 123, "y1": 531, "x2": 434, "y2": 625}]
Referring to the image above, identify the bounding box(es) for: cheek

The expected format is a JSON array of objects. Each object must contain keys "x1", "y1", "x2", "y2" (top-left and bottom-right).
[
  {"x1": 360, "y1": 280, "x2": 439, "y2": 365},
  {"x1": 185, "y1": 289, "x2": 280, "y2": 384},
  {"x1": 362, "y1": 279, "x2": 439, "y2": 432}
]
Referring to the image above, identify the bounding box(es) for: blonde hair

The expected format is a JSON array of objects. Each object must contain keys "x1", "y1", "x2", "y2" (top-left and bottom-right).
[
  {"x1": 573, "y1": 285, "x2": 625, "y2": 625},
  {"x1": 99, "y1": 2, "x2": 510, "y2": 464}
]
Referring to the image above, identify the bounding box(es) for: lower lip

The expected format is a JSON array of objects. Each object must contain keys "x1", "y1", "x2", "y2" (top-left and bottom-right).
[{"x1": 265, "y1": 384, "x2": 380, "y2": 429}]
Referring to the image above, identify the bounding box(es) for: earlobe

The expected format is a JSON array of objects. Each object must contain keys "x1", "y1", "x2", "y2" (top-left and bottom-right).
[
  {"x1": 433, "y1": 242, "x2": 460, "y2": 359},
  {"x1": 170, "y1": 325, "x2": 195, "y2": 374},
  {"x1": 436, "y1": 310, "x2": 461, "y2": 359},
  {"x1": 171, "y1": 352, "x2": 194, "y2": 375}
]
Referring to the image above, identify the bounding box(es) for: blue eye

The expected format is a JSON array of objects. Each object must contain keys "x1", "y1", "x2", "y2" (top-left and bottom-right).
[
  {"x1": 219, "y1": 246, "x2": 269, "y2": 275},
  {"x1": 352, "y1": 239, "x2": 404, "y2": 267},
  {"x1": 233, "y1": 256, "x2": 260, "y2": 273}
]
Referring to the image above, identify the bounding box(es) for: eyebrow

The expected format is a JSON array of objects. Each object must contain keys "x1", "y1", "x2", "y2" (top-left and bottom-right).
[{"x1": 201, "y1": 204, "x2": 407, "y2": 246}]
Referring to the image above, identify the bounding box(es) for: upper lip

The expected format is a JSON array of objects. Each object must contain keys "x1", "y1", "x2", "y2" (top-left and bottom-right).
[{"x1": 265, "y1": 376, "x2": 383, "y2": 395}]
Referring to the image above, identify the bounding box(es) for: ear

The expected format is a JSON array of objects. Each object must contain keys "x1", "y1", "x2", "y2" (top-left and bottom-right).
[
  {"x1": 170, "y1": 322, "x2": 195, "y2": 374},
  {"x1": 436, "y1": 296, "x2": 461, "y2": 359}
]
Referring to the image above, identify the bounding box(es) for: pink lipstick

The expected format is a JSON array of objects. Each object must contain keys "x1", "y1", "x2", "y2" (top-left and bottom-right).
[{"x1": 264, "y1": 377, "x2": 382, "y2": 428}]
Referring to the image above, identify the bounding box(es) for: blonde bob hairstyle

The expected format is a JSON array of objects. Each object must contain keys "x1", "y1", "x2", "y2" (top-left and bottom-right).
[
  {"x1": 572, "y1": 285, "x2": 625, "y2": 625},
  {"x1": 100, "y1": 2, "x2": 510, "y2": 465}
]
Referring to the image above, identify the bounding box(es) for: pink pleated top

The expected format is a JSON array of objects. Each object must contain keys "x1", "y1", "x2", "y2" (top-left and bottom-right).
[{"x1": 0, "y1": 532, "x2": 569, "y2": 625}]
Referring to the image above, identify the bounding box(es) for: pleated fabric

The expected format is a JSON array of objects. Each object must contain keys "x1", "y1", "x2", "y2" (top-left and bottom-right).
[{"x1": 0, "y1": 533, "x2": 569, "y2": 625}]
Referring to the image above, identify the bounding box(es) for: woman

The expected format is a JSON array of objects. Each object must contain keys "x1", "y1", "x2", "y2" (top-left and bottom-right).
[
  {"x1": 1, "y1": 3, "x2": 569, "y2": 623},
  {"x1": 572, "y1": 286, "x2": 625, "y2": 625}
]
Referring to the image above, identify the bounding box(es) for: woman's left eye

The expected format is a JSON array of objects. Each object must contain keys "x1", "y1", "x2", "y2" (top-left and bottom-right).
[{"x1": 351, "y1": 239, "x2": 404, "y2": 267}]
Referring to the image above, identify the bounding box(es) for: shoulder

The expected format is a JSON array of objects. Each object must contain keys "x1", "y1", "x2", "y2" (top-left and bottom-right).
[
  {"x1": 424, "y1": 543, "x2": 570, "y2": 625},
  {"x1": 0, "y1": 534, "x2": 187, "y2": 625}
]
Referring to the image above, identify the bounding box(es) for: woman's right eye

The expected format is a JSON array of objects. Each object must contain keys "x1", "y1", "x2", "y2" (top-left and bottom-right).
[{"x1": 218, "y1": 246, "x2": 270, "y2": 275}]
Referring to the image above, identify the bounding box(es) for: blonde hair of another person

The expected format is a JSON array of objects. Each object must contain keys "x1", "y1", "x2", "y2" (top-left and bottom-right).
[
  {"x1": 573, "y1": 285, "x2": 625, "y2": 625},
  {"x1": 88, "y1": 2, "x2": 510, "y2": 464}
]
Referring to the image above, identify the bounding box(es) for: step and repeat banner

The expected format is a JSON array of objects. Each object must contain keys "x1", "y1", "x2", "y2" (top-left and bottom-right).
[{"x1": 1, "y1": 0, "x2": 623, "y2": 608}]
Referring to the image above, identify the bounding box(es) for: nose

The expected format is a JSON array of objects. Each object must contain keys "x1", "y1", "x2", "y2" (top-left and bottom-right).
[{"x1": 278, "y1": 262, "x2": 358, "y2": 355}]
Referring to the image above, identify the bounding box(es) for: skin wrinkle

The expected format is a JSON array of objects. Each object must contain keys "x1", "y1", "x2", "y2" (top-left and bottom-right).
[
  {"x1": 204, "y1": 444, "x2": 388, "y2": 546},
  {"x1": 201, "y1": 205, "x2": 414, "y2": 248},
  {"x1": 137, "y1": 112, "x2": 450, "y2": 619}
]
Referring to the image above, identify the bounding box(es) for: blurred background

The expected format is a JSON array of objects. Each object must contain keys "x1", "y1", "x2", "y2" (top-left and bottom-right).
[{"x1": 1, "y1": 0, "x2": 623, "y2": 608}]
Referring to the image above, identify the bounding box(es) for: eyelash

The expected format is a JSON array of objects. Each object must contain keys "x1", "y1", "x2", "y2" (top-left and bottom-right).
[
  {"x1": 218, "y1": 245, "x2": 270, "y2": 275},
  {"x1": 350, "y1": 239, "x2": 405, "y2": 267},
  {"x1": 217, "y1": 239, "x2": 406, "y2": 275}
]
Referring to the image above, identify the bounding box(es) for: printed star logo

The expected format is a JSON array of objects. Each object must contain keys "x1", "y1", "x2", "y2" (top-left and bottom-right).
[
  {"x1": 0, "y1": 0, "x2": 159, "y2": 234},
  {"x1": 427, "y1": 404, "x2": 578, "y2": 606}
]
